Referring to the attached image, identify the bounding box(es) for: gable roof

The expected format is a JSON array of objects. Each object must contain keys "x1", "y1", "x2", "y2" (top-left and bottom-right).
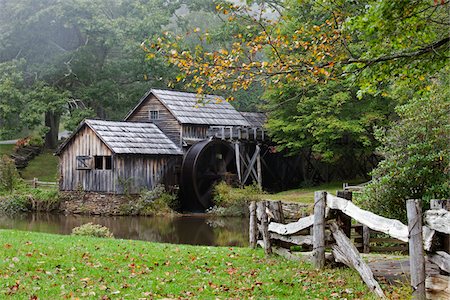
[
  {"x1": 125, "y1": 89, "x2": 250, "y2": 126},
  {"x1": 56, "y1": 119, "x2": 182, "y2": 156},
  {"x1": 240, "y1": 112, "x2": 267, "y2": 128}
]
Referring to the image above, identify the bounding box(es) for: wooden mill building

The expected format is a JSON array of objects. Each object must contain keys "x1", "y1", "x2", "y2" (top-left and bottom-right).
[
  {"x1": 56, "y1": 89, "x2": 268, "y2": 208},
  {"x1": 55, "y1": 119, "x2": 182, "y2": 194}
]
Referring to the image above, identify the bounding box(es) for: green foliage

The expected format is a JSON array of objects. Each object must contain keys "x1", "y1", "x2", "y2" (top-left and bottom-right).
[
  {"x1": 208, "y1": 182, "x2": 262, "y2": 216},
  {"x1": 71, "y1": 223, "x2": 114, "y2": 238},
  {"x1": 121, "y1": 185, "x2": 179, "y2": 215},
  {"x1": 0, "y1": 155, "x2": 21, "y2": 193},
  {"x1": 63, "y1": 108, "x2": 96, "y2": 131},
  {"x1": 358, "y1": 72, "x2": 450, "y2": 221},
  {"x1": 0, "y1": 195, "x2": 30, "y2": 215}
]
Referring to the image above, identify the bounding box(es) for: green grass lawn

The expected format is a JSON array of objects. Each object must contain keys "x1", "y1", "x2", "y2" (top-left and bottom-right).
[
  {"x1": 0, "y1": 230, "x2": 407, "y2": 299},
  {"x1": 0, "y1": 144, "x2": 14, "y2": 157},
  {"x1": 20, "y1": 150, "x2": 58, "y2": 182},
  {"x1": 264, "y1": 180, "x2": 365, "y2": 203}
]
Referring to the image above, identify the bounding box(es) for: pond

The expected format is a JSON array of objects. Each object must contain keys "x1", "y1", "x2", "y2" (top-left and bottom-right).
[{"x1": 0, "y1": 213, "x2": 249, "y2": 247}]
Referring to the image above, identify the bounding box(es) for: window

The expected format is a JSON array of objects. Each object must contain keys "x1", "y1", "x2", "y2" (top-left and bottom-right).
[
  {"x1": 105, "y1": 156, "x2": 112, "y2": 170},
  {"x1": 149, "y1": 110, "x2": 159, "y2": 120},
  {"x1": 94, "y1": 156, "x2": 112, "y2": 170},
  {"x1": 76, "y1": 156, "x2": 92, "y2": 170},
  {"x1": 94, "y1": 156, "x2": 103, "y2": 169}
]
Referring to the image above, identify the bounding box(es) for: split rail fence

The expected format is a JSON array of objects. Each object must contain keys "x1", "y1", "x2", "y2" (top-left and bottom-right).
[{"x1": 249, "y1": 192, "x2": 449, "y2": 299}]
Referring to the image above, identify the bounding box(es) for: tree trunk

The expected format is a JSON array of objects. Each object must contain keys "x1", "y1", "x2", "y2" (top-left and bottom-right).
[{"x1": 45, "y1": 110, "x2": 61, "y2": 149}]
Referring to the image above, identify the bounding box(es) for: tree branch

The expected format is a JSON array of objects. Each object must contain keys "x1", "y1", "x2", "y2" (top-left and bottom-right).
[{"x1": 343, "y1": 36, "x2": 450, "y2": 65}]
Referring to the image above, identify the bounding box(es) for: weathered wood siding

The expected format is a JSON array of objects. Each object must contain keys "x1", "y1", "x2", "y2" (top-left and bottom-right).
[
  {"x1": 115, "y1": 155, "x2": 180, "y2": 194},
  {"x1": 182, "y1": 125, "x2": 209, "y2": 140},
  {"x1": 126, "y1": 94, "x2": 182, "y2": 146},
  {"x1": 59, "y1": 126, "x2": 115, "y2": 192}
]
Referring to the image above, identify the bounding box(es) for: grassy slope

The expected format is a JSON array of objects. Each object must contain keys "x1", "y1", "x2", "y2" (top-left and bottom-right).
[
  {"x1": 0, "y1": 230, "x2": 408, "y2": 299},
  {"x1": 263, "y1": 180, "x2": 364, "y2": 204},
  {"x1": 0, "y1": 144, "x2": 14, "y2": 157},
  {"x1": 20, "y1": 150, "x2": 58, "y2": 182}
]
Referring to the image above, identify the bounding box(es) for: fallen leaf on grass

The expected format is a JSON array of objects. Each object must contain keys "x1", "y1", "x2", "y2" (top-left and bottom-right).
[{"x1": 7, "y1": 281, "x2": 20, "y2": 295}]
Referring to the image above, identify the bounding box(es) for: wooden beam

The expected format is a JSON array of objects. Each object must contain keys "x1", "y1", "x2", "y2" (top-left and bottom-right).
[
  {"x1": 326, "y1": 194, "x2": 408, "y2": 242},
  {"x1": 406, "y1": 199, "x2": 426, "y2": 300},
  {"x1": 242, "y1": 146, "x2": 260, "y2": 184},
  {"x1": 256, "y1": 144, "x2": 262, "y2": 190},
  {"x1": 245, "y1": 152, "x2": 258, "y2": 181},
  {"x1": 268, "y1": 215, "x2": 314, "y2": 235},
  {"x1": 329, "y1": 222, "x2": 386, "y2": 299},
  {"x1": 426, "y1": 275, "x2": 450, "y2": 300},
  {"x1": 234, "y1": 142, "x2": 242, "y2": 184},
  {"x1": 427, "y1": 251, "x2": 450, "y2": 273},
  {"x1": 313, "y1": 191, "x2": 326, "y2": 269},
  {"x1": 424, "y1": 209, "x2": 450, "y2": 234}
]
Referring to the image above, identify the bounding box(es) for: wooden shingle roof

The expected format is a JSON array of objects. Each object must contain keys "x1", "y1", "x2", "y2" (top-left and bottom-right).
[
  {"x1": 56, "y1": 119, "x2": 182, "y2": 155},
  {"x1": 240, "y1": 112, "x2": 267, "y2": 128},
  {"x1": 125, "y1": 89, "x2": 250, "y2": 126}
]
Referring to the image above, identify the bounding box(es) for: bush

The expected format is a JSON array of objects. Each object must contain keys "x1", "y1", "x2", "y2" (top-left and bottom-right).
[
  {"x1": 0, "y1": 155, "x2": 21, "y2": 193},
  {"x1": 358, "y1": 78, "x2": 450, "y2": 222},
  {"x1": 121, "y1": 185, "x2": 179, "y2": 216},
  {"x1": 0, "y1": 195, "x2": 30, "y2": 215},
  {"x1": 71, "y1": 223, "x2": 114, "y2": 238},
  {"x1": 209, "y1": 182, "x2": 262, "y2": 216}
]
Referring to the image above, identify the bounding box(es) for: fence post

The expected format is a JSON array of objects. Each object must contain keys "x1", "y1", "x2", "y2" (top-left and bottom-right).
[
  {"x1": 249, "y1": 201, "x2": 257, "y2": 248},
  {"x1": 362, "y1": 226, "x2": 370, "y2": 253},
  {"x1": 336, "y1": 190, "x2": 352, "y2": 238},
  {"x1": 406, "y1": 199, "x2": 426, "y2": 300},
  {"x1": 32, "y1": 177, "x2": 38, "y2": 188},
  {"x1": 257, "y1": 201, "x2": 272, "y2": 255},
  {"x1": 313, "y1": 191, "x2": 326, "y2": 269}
]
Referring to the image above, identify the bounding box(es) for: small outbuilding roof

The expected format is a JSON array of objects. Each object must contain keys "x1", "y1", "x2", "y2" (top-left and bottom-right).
[
  {"x1": 240, "y1": 112, "x2": 267, "y2": 128},
  {"x1": 56, "y1": 119, "x2": 182, "y2": 155},
  {"x1": 125, "y1": 89, "x2": 250, "y2": 126}
]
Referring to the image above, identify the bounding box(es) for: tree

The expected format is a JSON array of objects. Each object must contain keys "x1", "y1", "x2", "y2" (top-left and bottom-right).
[
  {"x1": 0, "y1": 0, "x2": 182, "y2": 146},
  {"x1": 145, "y1": 0, "x2": 449, "y2": 181},
  {"x1": 358, "y1": 68, "x2": 450, "y2": 221}
]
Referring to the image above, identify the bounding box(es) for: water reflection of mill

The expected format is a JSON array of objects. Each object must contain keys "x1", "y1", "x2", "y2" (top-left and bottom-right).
[{"x1": 0, "y1": 213, "x2": 249, "y2": 247}]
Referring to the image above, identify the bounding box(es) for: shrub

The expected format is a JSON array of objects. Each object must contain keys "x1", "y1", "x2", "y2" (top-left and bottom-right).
[
  {"x1": 0, "y1": 155, "x2": 21, "y2": 193},
  {"x1": 28, "y1": 188, "x2": 60, "y2": 211},
  {"x1": 357, "y1": 78, "x2": 450, "y2": 222},
  {"x1": 209, "y1": 182, "x2": 262, "y2": 216},
  {"x1": 28, "y1": 134, "x2": 44, "y2": 147},
  {"x1": 71, "y1": 223, "x2": 114, "y2": 238},
  {"x1": 0, "y1": 195, "x2": 31, "y2": 215},
  {"x1": 121, "y1": 185, "x2": 179, "y2": 215}
]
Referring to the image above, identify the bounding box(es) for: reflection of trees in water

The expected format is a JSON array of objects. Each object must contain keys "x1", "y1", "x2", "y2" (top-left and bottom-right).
[{"x1": 0, "y1": 213, "x2": 249, "y2": 247}]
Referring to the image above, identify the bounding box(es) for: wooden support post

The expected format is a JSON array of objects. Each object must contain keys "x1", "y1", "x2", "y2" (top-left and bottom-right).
[
  {"x1": 313, "y1": 191, "x2": 326, "y2": 269},
  {"x1": 406, "y1": 199, "x2": 426, "y2": 300},
  {"x1": 336, "y1": 191, "x2": 352, "y2": 238},
  {"x1": 32, "y1": 177, "x2": 38, "y2": 188},
  {"x1": 257, "y1": 201, "x2": 272, "y2": 255},
  {"x1": 256, "y1": 144, "x2": 262, "y2": 190},
  {"x1": 234, "y1": 143, "x2": 242, "y2": 184},
  {"x1": 330, "y1": 222, "x2": 386, "y2": 299},
  {"x1": 249, "y1": 201, "x2": 257, "y2": 248},
  {"x1": 363, "y1": 225, "x2": 370, "y2": 254}
]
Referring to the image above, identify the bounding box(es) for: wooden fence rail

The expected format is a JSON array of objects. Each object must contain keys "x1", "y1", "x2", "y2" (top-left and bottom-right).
[
  {"x1": 24, "y1": 177, "x2": 57, "y2": 188},
  {"x1": 249, "y1": 193, "x2": 449, "y2": 299}
]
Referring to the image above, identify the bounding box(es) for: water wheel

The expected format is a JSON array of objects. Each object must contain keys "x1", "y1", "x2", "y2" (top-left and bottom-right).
[{"x1": 181, "y1": 139, "x2": 236, "y2": 211}]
